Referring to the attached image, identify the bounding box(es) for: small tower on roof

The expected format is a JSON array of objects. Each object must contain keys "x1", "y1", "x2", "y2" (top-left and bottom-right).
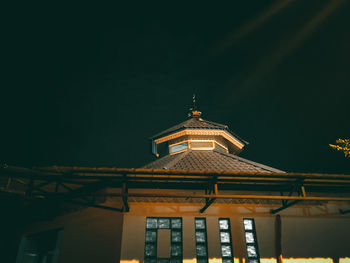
[
  {"x1": 145, "y1": 97, "x2": 282, "y2": 172},
  {"x1": 150, "y1": 96, "x2": 247, "y2": 158}
]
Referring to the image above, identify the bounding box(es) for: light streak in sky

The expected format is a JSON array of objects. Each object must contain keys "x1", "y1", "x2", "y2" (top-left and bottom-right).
[
  {"x1": 215, "y1": 0, "x2": 294, "y2": 56},
  {"x1": 227, "y1": 0, "x2": 344, "y2": 101}
]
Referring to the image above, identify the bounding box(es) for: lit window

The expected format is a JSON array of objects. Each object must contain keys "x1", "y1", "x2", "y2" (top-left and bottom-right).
[
  {"x1": 243, "y1": 219, "x2": 253, "y2": 230},
  {"x1": 245, "y1": 232, "x2": 254, "y2": 243},
  {"x1": 247, "y1": 246, "x2": 257, "y2": 257},
  {"x1": 220, "y1": 232, "x2": 230, "y2": 243},
  {"x1": 171, "y1": 219, "x2": 181, "y2": 229},
  {"x1": 146, "y1": 218, "x2": 158, "y2": 229},
  {"x1": 196, "y1": 231, "x2": 206, "y2": 243},
  {"x1": 171, "y1": 231, "x2": 181, "y2": 242},
  {"x1": 219, "y1": 219, "x2": 229, "y2": 230},
  {"x1": 158, "y1": 218, "x2": 170, "y2": 229},
  {"x1": 144, "y1": 217, "x2": 183, "y2": 263},
  {"x1": 169, "y1": 142, "x2": 188, "y2": 154},
  {"x1": 195, "y1": 218, "x2": 206, "y2": 229},
  {"x1": 146, "y1": 231, "x2": 157, "y2": 242},
  {"x1": 195, "y1": 218, "x2": 209, "y2": 263},
  {"x1": 218, "y1": 218, "x2": 234, "y2": 263},
  {"x1": 190, "y1": 141, "x2": 213, "y2": 149},
  {"x1": 243, "y1": 218, "x2": 260, "y2": 263},
  {"x1": 145, "y1": 243, "x2": 156, "y2": 257}
]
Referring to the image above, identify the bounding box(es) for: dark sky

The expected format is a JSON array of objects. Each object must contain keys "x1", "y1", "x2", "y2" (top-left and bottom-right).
[{"x1": 2, "y1": 0, "x2": 350, "y2": 173}]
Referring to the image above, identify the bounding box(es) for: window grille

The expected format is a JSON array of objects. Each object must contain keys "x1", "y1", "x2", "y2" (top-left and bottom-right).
[
  {"x1": 194, "y1": 218, "x2": 209, "y2": 263},
  {"x1": 144, "y1": 217, "x2": 183, "y2": 263},
  {"x1": 243, "y1": 218, "x2": 261, "y2": 263},
  {"x1": 218, "y1": 218, "x2": 234, "y2": 263}
]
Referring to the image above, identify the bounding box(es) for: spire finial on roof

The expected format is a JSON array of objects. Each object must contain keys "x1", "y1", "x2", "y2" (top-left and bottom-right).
[
  {"x1": 193, "y1": 94, "x2": 197, "y2": 111},
  {"x1": 188, "y1": 94, "x2": 202, "y2": 118}
]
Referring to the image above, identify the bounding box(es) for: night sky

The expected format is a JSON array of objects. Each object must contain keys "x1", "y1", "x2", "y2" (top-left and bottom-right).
[{"x1": 2, "y1": 0, "x2": 350, "y2": 174}]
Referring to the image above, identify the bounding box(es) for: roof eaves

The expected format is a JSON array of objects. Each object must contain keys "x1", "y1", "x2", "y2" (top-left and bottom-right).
[
  {"x1": 150, "y1": 126, "x2": 226, "y2": 140},
  {"x1": 225, "y1": 128, "x2": 249, "y2": 145}
]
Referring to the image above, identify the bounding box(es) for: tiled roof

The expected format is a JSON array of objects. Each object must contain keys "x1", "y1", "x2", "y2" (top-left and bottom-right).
[
  {"x1": 142, "y1": 150, "x2": 284, "y2": 173},
  {"x1": 151, "y1": 117, "x2": 226, "y2": 138},
  {"x1": 151, "y1": 117, "x2": 247, "y2": 144}
]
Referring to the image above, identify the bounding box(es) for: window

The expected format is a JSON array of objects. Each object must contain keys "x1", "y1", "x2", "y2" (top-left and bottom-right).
[
  {"x1": 144, "y1": 217, "x2": 183, "y2": 263},
  {"x1": 243, "y1": 218, "x2": 261, "y2": 263},
  {"x1": 219, "y1": 218, "x2": 234, "y2": 263},
  {"x1": 194, "y1": 218, "x2": 209, "y2": 263},
  {"x1": 190, "y1": 141, "x2": 213, "y2": 149},
  {"x1": 169, "y1": 142, "x2": 188, "y2": 154}
]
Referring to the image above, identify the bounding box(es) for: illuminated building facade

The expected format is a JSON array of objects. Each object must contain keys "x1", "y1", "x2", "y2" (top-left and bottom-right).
[{"x1": 2, "y1": 108, "x2": 350, "y2": 263}]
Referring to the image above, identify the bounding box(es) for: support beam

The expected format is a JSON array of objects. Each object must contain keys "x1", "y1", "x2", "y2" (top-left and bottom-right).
[
  {"x1": 271, "y1": 181, "x2": 305, "y2": 214},
  {"x1": 275, "y1": 215, "x2": 283, "y2": 263},
  {"x1": 200, "y1": 198, "x2": 216, "y2": 213},
  {"x1": 301, "y1": 185, "x2": 307, "y2": 197},
  {"x1": 122, "y1": 182, "x2": 129, "y2": 212},
  {"x1": 59, "y1": 182, "x2": 93, "y2": 203},
  {"x1": 200, "y1": 180, "x2": 218, "y2": 213},
  {"x1": 15, "y1": 178, "x2": 48, "y2": 196},
  {"x1": 271, "y1": 200, "x2": 300, "y2": 214},
  {"x1": 96, "y1": 192, "x2": 350, "y2": 202}
]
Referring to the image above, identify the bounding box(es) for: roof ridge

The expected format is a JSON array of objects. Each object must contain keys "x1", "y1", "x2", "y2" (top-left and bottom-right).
[{"x1": 213, "y1": 150, "x2": 285, "y2": 173}]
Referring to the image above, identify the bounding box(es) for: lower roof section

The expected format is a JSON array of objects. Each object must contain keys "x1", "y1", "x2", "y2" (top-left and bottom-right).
[
  {"x1": 1, "y1": 164, "x2": 350, "y2": 214},
  {"x1": 143, "y1": 150, "x2": 284, "y2": 173}
]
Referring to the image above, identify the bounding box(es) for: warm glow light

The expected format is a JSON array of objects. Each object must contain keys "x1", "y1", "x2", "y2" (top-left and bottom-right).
[
  {"x1": 261, "y1": 259, "x2": 277, "y2": 263},
  {"x1": 260, "y1": 259, "x2": 336, "y2": 263},
  {"x1": 155, "y1": 129, "x2": 244, "y2": 149},
  {"x1": 283, "y1": 258, "x2": 333, "y2": 263},
  {"x1": 119, "y1": 258, "x2": 350, "y2": 263},
  {"x1": 183, "y1": 258, "x2": 240, "y2": 263},
  {"x1": 168, "y1": 139, "x2": 230, "y2": 155}
]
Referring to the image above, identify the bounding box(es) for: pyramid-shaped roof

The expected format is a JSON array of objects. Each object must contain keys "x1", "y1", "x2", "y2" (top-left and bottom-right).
[
  {"x1": 151, "y1": 116, "x2": 247, "y2": 145},
  {"x1": 143, "y1": 149, "x2": 284, "y2": 173}
]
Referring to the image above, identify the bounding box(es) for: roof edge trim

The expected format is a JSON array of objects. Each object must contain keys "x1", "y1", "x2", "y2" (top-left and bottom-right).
[{"x1": 153, "y1": 129, "x2": 246, "y2": 149}]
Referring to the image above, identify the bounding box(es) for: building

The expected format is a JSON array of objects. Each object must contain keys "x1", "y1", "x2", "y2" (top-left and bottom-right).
[{"x1": 1, "y1": 108, "x2": 350, "y2": 263}]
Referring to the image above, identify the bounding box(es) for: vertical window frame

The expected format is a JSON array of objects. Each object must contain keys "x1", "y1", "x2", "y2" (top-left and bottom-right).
[
  {"x1": 144, "y1": 217, "x2": 183, "y2": 263},
  {"x1": 218, "y1": 218, "x2": 234, "y2": 263},
  {"x1": 194, "y1": 217, "x2": 209, "y2": 263},
  {"x1": 243, "y1": 218, "x2": 261, "y2": 263}
]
